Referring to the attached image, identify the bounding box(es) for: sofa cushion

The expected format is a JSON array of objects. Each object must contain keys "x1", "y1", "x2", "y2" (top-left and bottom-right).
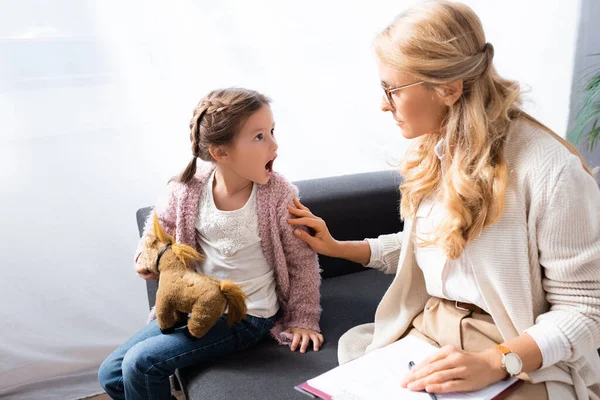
[{"x1": 179, "y1": 269, "x2": 393, "y2": 399}]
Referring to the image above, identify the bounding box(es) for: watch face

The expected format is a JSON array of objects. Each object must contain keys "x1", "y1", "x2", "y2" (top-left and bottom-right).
[{"x1": 505, "y1": 353, "x2": 523, "y2": 375}]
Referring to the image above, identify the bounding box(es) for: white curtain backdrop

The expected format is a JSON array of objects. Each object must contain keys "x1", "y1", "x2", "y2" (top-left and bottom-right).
[{"x1": 0, "y1": 1, "x2": 580, "y2": 398}]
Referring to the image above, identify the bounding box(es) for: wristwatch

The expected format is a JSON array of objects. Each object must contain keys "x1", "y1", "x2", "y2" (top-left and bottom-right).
[{"x1": 493, "y1": 345, "x2": 523, "y2": 377}]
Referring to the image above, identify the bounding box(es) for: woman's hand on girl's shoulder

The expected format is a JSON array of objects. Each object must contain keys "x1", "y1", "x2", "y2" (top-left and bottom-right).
[
  {"x1": 284, "y1": 327, "x2": 324, "y2": 354},
  {"x1": 287, "y1": 198, "x2": 340, "y2": 257}
]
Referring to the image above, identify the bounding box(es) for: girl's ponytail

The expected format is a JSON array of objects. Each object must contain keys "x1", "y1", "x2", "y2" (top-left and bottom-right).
[
  {"x1": 179, "y1": 157, "x2": 198, "y2": 185},
  {"x1": 178, "y1": 107, "x2": 207, "y2": 184}
]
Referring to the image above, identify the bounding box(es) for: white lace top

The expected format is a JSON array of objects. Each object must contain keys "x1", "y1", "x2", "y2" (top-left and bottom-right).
[{"x1": 195, "y1": 170, "x2": 279, "y2": 318}]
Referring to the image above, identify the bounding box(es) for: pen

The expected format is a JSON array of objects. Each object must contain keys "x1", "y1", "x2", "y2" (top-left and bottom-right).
[{"x1": 408, "y1": 361, "x2": 437, "y2": 400}]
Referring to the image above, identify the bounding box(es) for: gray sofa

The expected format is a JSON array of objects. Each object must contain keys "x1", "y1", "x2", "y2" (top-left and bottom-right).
[
  {"x1": 136, "y1": 169, "x2": 600, "y2": 399},
  {"x1": 136, "y1": 170, "x2": 402, "y2": 399}
]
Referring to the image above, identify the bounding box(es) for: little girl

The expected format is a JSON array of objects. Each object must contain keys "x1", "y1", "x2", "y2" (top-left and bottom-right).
[{"x1": 98, "y1": 88, "x2": 323, "y2": 400}]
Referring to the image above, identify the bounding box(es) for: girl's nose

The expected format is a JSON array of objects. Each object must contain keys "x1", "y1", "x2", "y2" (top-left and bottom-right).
[{"x1": 271, "y1": 137, "x2": 278, "y2": 152}]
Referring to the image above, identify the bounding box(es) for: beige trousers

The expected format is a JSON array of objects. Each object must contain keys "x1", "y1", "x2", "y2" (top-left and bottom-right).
[{"x1": 405, "y1": 297, "x2": 548, "y2": 400}]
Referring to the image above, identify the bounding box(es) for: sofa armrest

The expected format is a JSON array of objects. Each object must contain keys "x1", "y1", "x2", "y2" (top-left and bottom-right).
[{"x1": 136, "y1": 207, "x2": 158, "y2": 310}]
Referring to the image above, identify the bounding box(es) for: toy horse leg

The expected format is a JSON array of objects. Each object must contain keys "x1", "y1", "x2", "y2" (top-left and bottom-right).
[
  {"x1": 156, "y1": 296, "x2": 179, "y2": 335},
  {"x1": 184, "y1": 302, "x2": 222, "y2": 340}
]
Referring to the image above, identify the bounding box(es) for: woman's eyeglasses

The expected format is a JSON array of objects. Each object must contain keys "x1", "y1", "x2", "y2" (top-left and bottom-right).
[{"x1": 381, "y1": 81, "x2": 424, "y2": 108}]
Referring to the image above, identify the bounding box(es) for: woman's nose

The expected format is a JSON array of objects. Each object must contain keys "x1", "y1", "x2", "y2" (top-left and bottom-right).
[{"x1": 381, "y1": 96, "x2": 393, "y2": 112}]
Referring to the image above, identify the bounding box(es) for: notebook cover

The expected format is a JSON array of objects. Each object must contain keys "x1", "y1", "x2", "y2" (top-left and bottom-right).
[
  {"x1": 294, "y1": 382, "x2": 332, "y2": 399},
  {"x1": 295, "y1": 378, "x2": 524, "y2": 400}
]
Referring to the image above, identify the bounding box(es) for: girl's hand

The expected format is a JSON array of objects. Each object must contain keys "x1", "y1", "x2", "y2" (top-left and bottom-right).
[
  {"x1": 287, "y1": 198, "x2": 340, "y2": 257},
  {"x1": 135, "y1": 257, "x2": 160, "y2": 281},
  {"x1": 400, "y1": 345, "x2": 506, "y2": 394},
  {"x1": 284, "y1": 327, "x2": 325, "y2": 354}
]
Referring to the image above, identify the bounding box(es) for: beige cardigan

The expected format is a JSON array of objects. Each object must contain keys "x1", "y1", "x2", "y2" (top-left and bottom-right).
[{"x1": 338, "y1": 119, "x2": 600, "y2": 400}]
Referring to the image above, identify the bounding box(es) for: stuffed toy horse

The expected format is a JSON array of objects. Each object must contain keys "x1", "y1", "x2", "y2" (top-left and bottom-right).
[{"x1": 137, "y1": 212, "x2": 248, "y2": 339}]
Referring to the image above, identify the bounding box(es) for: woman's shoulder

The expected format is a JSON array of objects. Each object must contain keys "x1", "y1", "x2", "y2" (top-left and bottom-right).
[
  {"x1": 506, "y1": 117, "x2": 580, "y2": 181},
  {"x1": 506, "y1": 116, "x2": 595, "y2": 201}
]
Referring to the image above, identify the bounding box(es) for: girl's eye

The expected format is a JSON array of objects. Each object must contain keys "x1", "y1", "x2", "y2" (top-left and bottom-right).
[
  {"x1": 270, "y1": 128, "x2": 275, "y2": 136},
  {"x1": 255, "y1": 133, "x2": 263, "y2": 141}
]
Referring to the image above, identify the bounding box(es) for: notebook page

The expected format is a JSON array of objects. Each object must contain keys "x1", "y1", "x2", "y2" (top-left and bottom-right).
[
  {"x1": 309, "y1": 336, "x2": 437, "y2": 399},
  {"x1": 308, "y1": 335, "x2": 519, "y2": 400}
]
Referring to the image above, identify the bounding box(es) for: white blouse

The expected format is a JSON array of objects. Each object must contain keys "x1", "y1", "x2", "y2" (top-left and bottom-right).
[
  {"x1": 195, "y1": 170, "x2": 279, "y2": 318},
  {"x1": 413, "y1": 196, "x2": 490, "y2": 313}
]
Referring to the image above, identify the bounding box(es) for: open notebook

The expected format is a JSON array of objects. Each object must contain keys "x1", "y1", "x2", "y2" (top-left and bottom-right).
[{"x1": 295, "y1": 335, "x2": 522, "y2": 400}]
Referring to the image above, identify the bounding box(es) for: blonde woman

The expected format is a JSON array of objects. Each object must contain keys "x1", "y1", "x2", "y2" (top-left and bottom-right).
[{"x1": 288, "y1": 1, "x2": 600, "y2": 399}]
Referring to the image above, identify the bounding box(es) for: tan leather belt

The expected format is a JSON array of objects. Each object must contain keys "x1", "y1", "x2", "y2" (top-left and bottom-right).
[{"x1": 455, "y1": 301, "x2": 488, "y2": 315}]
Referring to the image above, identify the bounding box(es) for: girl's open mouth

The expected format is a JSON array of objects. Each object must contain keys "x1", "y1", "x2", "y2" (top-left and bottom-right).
[{"x1": 265, "y1": 159, "x2": 275, "y2": 173}]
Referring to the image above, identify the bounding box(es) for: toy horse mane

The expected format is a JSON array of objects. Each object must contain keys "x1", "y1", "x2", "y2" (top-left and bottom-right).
[{"x1": 152, "y1": 212, "x2": 203, "y2": 268}]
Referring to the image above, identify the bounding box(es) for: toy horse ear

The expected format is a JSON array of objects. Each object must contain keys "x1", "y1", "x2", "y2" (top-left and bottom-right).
[{"x1": 152, "y1": 212, "x2": 173, "y2": 244}]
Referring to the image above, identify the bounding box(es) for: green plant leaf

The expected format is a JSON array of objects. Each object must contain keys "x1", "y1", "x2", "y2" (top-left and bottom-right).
[
  {"x1": 586, "y1": 124, "x2": 600, "y2": 152},
  {"x1": 585, "y1": 74, "x2": 600, "y2": 91},
  {"x1": 569, "y1": 61, "x2": 600, "y2": 151}
]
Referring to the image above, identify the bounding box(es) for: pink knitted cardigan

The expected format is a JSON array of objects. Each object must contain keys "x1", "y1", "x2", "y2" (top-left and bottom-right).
[{"x1": 135, "y1": 164, "x2": 321, "y2": 344}]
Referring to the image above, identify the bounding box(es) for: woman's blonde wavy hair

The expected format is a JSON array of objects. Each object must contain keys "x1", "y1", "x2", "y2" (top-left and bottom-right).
[{"x1": 375, "y1": 0, "x2": 591, "y2": 259}]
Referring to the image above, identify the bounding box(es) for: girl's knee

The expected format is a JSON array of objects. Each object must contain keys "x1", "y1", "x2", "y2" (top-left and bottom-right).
[
  {"x1": 98, "y1": 356, "x2": 121, "y2": 393},
  {"x1": 122, "y1": 342, "x2": 167, "y2": 378},
  {"x1": 121, "y1": 344, "x2": 146, "y2": 378}
]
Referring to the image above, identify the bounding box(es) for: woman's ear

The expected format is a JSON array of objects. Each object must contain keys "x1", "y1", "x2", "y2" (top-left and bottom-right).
[
  {"x1": 208, "y1": 145, "x2": 229, "y2": 163},
  {"x1": 437, "y1": 80, "x2": 463, "y2": 106}
]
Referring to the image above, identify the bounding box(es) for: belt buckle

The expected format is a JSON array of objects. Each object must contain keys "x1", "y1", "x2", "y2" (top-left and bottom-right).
[{"x1": 455, "y1": 301, "x2": 470, "y2": 312}]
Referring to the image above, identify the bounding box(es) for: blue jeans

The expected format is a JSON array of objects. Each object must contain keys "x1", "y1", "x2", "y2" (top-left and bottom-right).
[{"x1": 98, "y1": 314, "x2": 276, "y2": 400}]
